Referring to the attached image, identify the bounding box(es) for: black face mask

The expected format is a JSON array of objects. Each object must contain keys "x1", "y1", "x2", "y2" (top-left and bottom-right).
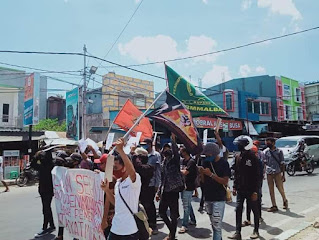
[
  {"x1": 267, "y1": 143, "x2": 273, "y2": 148},
  {"x1": 238, "y1": 145, "x2": 245, "y2": 151}
]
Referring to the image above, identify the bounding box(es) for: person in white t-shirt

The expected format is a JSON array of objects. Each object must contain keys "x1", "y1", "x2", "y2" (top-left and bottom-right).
[
  {"x1": 101, "y1": 138, "x2": 141, "y2": 240},
  {"x1": 0, "y1": 156, "x2": 9, "y2": 192}
]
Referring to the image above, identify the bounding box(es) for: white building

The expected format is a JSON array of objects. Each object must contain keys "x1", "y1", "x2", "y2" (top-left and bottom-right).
[
  {"x1": 0, "y1": 84, "x2": 21, "y2": 128},
  {"x1": 305, "y1": 82, "x2": 319, "y2": 122}
]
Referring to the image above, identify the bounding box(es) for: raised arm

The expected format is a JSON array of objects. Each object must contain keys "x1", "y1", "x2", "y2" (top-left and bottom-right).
[{"x1": 115, "y1": 138, "x2": 137, "y2": 182}]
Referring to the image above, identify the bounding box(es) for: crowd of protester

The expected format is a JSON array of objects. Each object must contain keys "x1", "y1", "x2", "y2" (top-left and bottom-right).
[{"x1": 31, "y1": 130, "x2": 288, "y2": 240}]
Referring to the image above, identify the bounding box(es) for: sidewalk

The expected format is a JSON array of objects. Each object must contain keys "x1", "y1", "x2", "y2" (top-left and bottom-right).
[{"x1": 289, "y1": 224, "x2": 319, "y2": 240}]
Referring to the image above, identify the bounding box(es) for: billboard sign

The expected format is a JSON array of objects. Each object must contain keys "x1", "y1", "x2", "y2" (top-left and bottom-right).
[
  {"x1": 66, "y1": 88, "x2": 79, "y2": 140},
  {"x1": 193, "y1": 117, "x2": 242, "y2": 130},
  {"x1": 23, "y1": 73, "x2": 40, "y2": 126}
]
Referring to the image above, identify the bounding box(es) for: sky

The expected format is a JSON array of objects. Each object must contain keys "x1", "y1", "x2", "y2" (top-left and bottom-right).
[{"x1": 0, "y1": 0, "x2": 318, "y2": 96}]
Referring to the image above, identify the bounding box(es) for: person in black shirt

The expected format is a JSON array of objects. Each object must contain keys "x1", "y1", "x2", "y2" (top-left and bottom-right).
[
  {"x1": 228, "y1": 136, "x2": 261, "y2": 240},
  {"x1": 199, "y1": 143, "x2": 230, "y2": 240},
  {"x1": 31, "y1": 149, "x2": 56, "y2": 238},
  {"x1": 178, "y1": 147, "x2": 197, "y2": 234}
]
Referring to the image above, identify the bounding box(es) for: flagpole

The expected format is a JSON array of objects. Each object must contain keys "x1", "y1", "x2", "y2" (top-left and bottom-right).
[{"x1": 109, "y1": 90, "x2": 166, "y2": 155}]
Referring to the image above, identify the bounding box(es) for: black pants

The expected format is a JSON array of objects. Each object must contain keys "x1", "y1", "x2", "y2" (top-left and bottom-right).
[
  {"x1": 109, "y1": 232, "x2": 138, "y2": 240},
  {"x1": 41, "y1": 194, "x2": 54, "y2": 230},
  {"x1": 247, "y1": 186, "x2": 263, "y2": 221},
  {"x1": 159, "y1": 191, "x2": 179, "y2": 240},
  {"x1": 200, "y1": 184, "x2": 205, "y2": 208},
  {"x1": 140, "y1": 186, "x2": 157, "y2": 229},
  {"x1": 236, "y1": 191, "x2": 259, "y2": 233}
]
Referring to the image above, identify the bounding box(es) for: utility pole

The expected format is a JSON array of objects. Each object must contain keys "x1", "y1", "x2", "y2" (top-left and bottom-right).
[{"x1": 82, "y1": 44, "x2": 87, "y2": 139}]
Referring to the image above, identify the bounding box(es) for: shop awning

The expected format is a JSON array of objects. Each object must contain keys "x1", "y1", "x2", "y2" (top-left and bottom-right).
[
  {"x1": 0, "y1": 135, "x2": 45, "y2": 142},
  {"x1": 244, "y1": 121, "x2": 259, "y2": 136}
]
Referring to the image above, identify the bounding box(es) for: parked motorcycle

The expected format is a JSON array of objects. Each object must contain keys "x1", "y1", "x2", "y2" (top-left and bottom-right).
[
  {"x1": 286, "y1": 152, "x2": 315, "y2": 176},
  {"x1": 17, "y1": 163, "x2": 39, "y2": 187}
]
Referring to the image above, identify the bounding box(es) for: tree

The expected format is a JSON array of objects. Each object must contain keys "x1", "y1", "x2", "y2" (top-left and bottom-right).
[{"x1": 33, "y1": 118, "x2": 66, "y2": 132}]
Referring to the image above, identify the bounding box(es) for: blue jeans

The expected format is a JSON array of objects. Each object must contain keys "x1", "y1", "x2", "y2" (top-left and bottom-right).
[
  {"x1": 181, "y1": 191, "x2": 196, "y2": 227},
  {"x1": 205, "y1": 201, "x2": 226, "y2": 240}
]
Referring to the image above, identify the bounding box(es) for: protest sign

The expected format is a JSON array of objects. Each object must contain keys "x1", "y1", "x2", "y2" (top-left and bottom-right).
[
  {"x1": 52, "y1": 167, "x2": 105, "y2": 240},
  {"x1": 203, "y1": 129, "x2": 208, "y2": 145},
  {"x1": 105, "y1": 155, "x2": 114, "y2": 182},
  {"x1": 78, "y1": 139, "x2": 88, "y2": 153},
  {"x1": 105, "y1": 133, "x2": 115, "y2": 150}
]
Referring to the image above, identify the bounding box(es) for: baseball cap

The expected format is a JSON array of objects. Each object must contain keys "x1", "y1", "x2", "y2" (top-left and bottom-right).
[
  {"x1": 201, "y1": 142, "x2": 220, "y2": 157},
  {"x1": 94, "y1": 154, "x2": 108, "y2": 164},
  {"x1": 134, "y1": 148, "x2": 148, "y2": 157}
]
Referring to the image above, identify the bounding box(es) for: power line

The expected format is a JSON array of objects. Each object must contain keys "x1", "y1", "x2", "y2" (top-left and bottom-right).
[
  {"x1": 100, "y1": 26, "x2": 319, "y2": 68},
  {"x1": 97, "y1": 0, "x2": 145, "y2": 68}
]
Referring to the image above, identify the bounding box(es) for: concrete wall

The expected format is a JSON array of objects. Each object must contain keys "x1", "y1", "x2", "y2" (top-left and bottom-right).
[
  {"x1": 86, "y1": 113, "x2": 104, "y2": 142},
  {"x1": 102, "y1": 72, "x2": 154, "y2": 125},
  {"x1": 0, "y1": 87, "x2": 19, "y2": 128},
  {"x1": 86, "y1": 88, "x2": 102, "y2": 114}
]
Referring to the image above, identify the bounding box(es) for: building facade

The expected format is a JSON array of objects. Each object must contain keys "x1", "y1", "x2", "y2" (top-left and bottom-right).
[
  {"x1": 47, "y1": 96, "x2": 66, "y2": 121},
  {"x1": 0, "y1": 84, "x2": 21, "y2": 128},
  {"x1": 0, "y1": 67, "x2": 47, "y2": 128},
  {"x1": 101, "y1": 72, "x2": 154, "y2": 126},
  {"x1": 305, "y1": 81, "x2": 319, "y2": 122},
  {"x1": 205, "y1": 75, "x2": 306, "y2": 122}
]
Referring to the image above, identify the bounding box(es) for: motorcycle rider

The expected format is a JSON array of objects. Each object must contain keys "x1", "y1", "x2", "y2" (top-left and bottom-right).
[{"x1": 297, "y1": 139, "x2": 307, "y2": 170}]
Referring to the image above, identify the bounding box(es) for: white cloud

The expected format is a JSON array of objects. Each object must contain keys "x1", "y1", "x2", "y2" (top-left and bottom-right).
[
  {"x1": 239, "y1": 64, "x2": 252, "y2": 77},
  {"x1": 241, "y1": 0, "x2": 253, "y2": 10},
  {"x1": 118, "y1": 34, "x2": 219, "y2": 65},
  {"x1": 256, "y1": 66, "x2": 266, "y2": 74},
  {"x1": 202, "y1": 65, "x2": 232, "y2": 87},
  {"x1": 257, "y1": 0, "x2": 302, "y2": 20},
  {"x1": 202, "y1": 0, "x2": 208, "y2": 4},
  {"x1": 134, "y1": 0, "x2": 141, "y2": 3}
]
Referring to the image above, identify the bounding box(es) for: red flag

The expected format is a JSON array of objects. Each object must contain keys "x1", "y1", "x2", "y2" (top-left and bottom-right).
[{"x1": 113, "y1": 99, "x2": 153, "y2": 141}]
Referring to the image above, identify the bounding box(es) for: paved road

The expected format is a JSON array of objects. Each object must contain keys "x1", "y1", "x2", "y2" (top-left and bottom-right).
[{"x1": 1, "y1": 168, "x2": 319, "y2": 240}]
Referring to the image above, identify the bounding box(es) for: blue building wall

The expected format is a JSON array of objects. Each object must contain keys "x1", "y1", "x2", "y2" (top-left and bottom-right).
[
  {"x1": 205, "y1": 75, "x2": 278, "y2": 120},
  {"x1": 86, "y1": 88, "x2": 102, "y2": 114}
]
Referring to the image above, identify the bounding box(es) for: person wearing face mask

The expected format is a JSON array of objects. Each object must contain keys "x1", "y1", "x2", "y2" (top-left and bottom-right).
[
  {"x1": 140, "y1": 138, "x2": 161, "y2": 235},
  {"x1": 264, "y1": 137, "x2": 288, "y2": 213},
  {"x1": 199, "y1": 142, "x2": 230, "y2": 240},
  {"x1": 156, "y1": 134, "x2": 185, "y2": 240},
  {"x1": 228, "y1": 136, "x2": 261, "y2": 240}
]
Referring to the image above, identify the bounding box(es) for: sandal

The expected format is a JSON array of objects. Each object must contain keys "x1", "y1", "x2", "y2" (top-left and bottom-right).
[{"x1": 241, "y1": 220, "x2": 251, "y2": 227}]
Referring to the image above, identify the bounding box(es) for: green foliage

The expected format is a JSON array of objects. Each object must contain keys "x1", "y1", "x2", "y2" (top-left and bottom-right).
[{"x1": 33, "y1": 118, "x2": 66, "y2": 132}]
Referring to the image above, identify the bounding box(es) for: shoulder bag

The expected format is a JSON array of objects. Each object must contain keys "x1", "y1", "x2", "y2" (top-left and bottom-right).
[
  {"x1": 210, "y1": 162, "x2": 232, "y2": 203},
  {"x1": 118, "y1": 184, "x2": 151, "y2": 240}
]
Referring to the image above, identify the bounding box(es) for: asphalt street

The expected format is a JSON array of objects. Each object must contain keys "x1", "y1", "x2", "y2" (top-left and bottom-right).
[{"x1": 1, "y1": 168, "x2": 319, "y2": 240}]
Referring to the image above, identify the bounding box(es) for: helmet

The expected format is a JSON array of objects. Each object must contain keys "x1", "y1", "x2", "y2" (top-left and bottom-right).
[
  {"x1": 54, "y1": 156, "x2": 66, "y2": 166},
  {"x1": 299, "y1": 139, "x2": 305, "y2": 144},
  {"x1": 233, "y1": 135, "x2": 253, "y2": 151},
  {"x1": 56, "y1": 150, "x2": 69, "y2": 160}
]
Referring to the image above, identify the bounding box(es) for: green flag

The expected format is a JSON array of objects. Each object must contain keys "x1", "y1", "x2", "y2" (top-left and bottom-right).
[{"x1": 166, "y1": 65, "x2": 228, "y2": 117}]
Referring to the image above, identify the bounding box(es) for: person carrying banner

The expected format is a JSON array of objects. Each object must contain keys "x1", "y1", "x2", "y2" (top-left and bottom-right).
[
  {"x1": 140, "y1": 138, "x2": 161, "y2": 234},
  {"x1": 31, "y1": 149, "x2": 56, "y2": 238},
  {"x1": 101, "y1": 138, "x2": 142, "y2": 240},
  {"x1": 199, "y1": 142, "x2": 231, "y2": 240},
  {"x1": 156, "y1": 134, "x2": 184, "y2": 240}
]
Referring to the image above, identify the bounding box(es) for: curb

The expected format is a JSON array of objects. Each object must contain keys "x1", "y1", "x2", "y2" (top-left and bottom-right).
[{"x1": 274, "y1": 221, "x2": 313, "y2": 240}]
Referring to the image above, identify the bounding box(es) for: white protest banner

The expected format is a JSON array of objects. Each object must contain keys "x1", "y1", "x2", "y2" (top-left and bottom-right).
[
  {"x1": 105, "y1": 133, "x2": 115, "y2": 150},
  {"x1": 86, "y1": 138, "x2": 99, "y2": 152},
  {"x1": 123, "y1": 136, "x2": 137, "y2": 154},
  {"x1": 52, "y1": 167, "x2": 105, "y2": 240},
  {"x1": 134, "y1": 132, "x2": 142, "y2": 145},
  {"x1": 78, "y1": 138, "x2": 88, "y2": 153},
  {"x1": 203, "y1": 129, "x2": 208, "y2": 145}
]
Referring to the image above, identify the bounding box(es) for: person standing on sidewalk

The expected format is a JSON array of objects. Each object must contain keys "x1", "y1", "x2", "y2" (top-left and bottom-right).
[
  {"x1": 264, "y1": 137, "x2": 288, "y2": 212},
  {"x1": 228, "y1": 136, "x2": 261, "y2": 240},
  {"x1": 178, "y1": 147, "x2": 197, "y2": 234},
  {"x1": 157, "y1": 134, "x2": 185, "y2": 240},
  {"x1": 140, "y1": 138, "x2": 161, "y2": 235},
  {"x1": 199, "y1": 142, "x2": 231, "y2": 240},
  {"x1": 31, "y1": 149, "x2": 56, "y2": 238},
  {"x1": 0, "y1": 156, "x2": 9, "y2": 192}
]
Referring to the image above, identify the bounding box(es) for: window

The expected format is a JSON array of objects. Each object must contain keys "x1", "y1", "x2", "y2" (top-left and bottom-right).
[
  {"x1": 284, "y1": 105, "x2": 292, "y2": 120},
  {"x1": 247, "y1": 100, "x2": 253, "y2": 113},
  {"x1": 261, "y1": 102, "x2": 269, "y2": 115},
  {"x1": 253, "y1": 101, "x2": 260, "y2": 114},
  {"x1": 225, "y1": 93, "x2": 233, "y2": 111},
  {"x1": 283, "y1": 84, "x2": 291, "y2": 100},
  {"x1": 297, "y1": 107, "x2": 303, "y2": 120},
  {"x1": 134, "y1": 94, "x2": 146, "y2": 108},
  {"x1": 2, "y1": 104, "x2": 9, "y2": 122},
  {"x1": 295, "y1": 88, "x2": 301, "y2": 103},
  {"x1": 304, "y1": 138, "x2": 319, "y2": 146},
  {"x1": 118, "y1": 91, "x2": 133, "y2": 106}
]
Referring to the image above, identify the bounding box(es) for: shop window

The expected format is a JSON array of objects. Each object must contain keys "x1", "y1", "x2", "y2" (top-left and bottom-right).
[
  {"x1": 261, "y1": 102, "x2": 270, "y2": 115},
  {"x1": 295, "y1": 88, "x2": 301, "y2": 103}
]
